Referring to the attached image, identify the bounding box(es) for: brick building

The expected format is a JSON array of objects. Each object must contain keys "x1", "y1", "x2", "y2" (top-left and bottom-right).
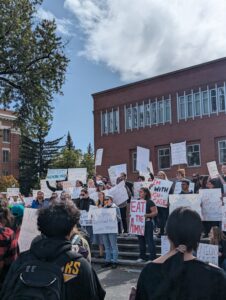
[
  {"x1": 0, "y1": 109, "x2": 20, "y2": 178},
  {"x1": 93, "y1": 57, "x2": 226, "y2": 180}
]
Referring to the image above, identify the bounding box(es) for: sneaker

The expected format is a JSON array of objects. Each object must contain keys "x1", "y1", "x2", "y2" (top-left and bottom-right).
[
  {"x1": 111, "y1": 263, "x2": 118, "y2": 269},
  {"x1": 136, "y1": 258, "x2": 145, "y2": 262},
  {"x1": 101, "y1": 262, "x2": 112, "y2": 268}
]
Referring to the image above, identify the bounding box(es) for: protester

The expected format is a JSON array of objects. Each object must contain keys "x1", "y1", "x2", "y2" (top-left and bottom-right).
[
  {"x1": 8, "y1": 194, "x2": 25, "y2": 207},
  {"x1": 72, "y1": 180, "x2": 83, "y2": 199},
  {"x1": 180, "y1": 179, "x2": 193, "y2": 194},
  {"x1": 10, "y1": 204, "x2": 24, "y2": 242},
  {"x1": 134, "y1": 207, "x2": 226, "y2": 300},
  {"x1": 0, "y1": 207, "x2": 18, "y2": 289},
  {"x1": 46, "y1": 180, "x2": 64, "y2": 192},
  {"x1": 70, "y1": 226, "x2": 92, "y2": 263},
  {"x1": 93, "y1": 192, "x2": 105, "y2": 258},
  {"x1": 31, "y1": 191, "x2": 49, "y2": 209},
  {"x1": 0, "y1": 202, "x2": 106, "y2": 300},
  {"x1": 157, "y1": 171, "x2": 168, "y2": 180},
  {"x1": 137, "y1": 175, "x2": 145, "y2": 182},
  {"x1": 209, "y1": 226, "x2": 226, "y2": 272},
  {"x1": 137, "y1": 188, "x2": 158, "y2": 262},
  {"x1": 101, "y1": 196, "x2": 121, "y2": 269},
  {"x1": 192, "y1": 173, "x2": 201, "y2": 193}
]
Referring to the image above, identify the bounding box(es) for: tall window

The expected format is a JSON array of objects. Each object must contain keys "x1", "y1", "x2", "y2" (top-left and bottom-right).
[
  {"x1": 219, "y1": 140, "x2": 226, "y2": 164},
  {"x1": 178, "y1": 96, "x2": 186, "y2": 119},
  {"x1": 202, "y1": 91, "x2": 209, "y2": 115},
  {"x1": 108, "y1": 111, "x2": 113, "y2": 133},
  {"x1": 210, "y1": 89, "x2": 217, "y2": 113},
  {"x1": 187, "y1": 95, "x2": 193, "y2": 118},
  {"x1": 144, "y1": 103, "x2": 151, "y2": 126},
  {"x1": 138, "y1": 104, "x2": 144, "y2": 128},
  {"x1": 102, "y1": 112, "x2": 108, "y2": 134},
  {"x1": 102, "y1": 110, "x2": 119, "y2": 135},
  {"x1": 126, "y1": 107, "x2": 132, "y2": 130},
  {"x1": 164, "y1": 99, "x2": 171, "y2": 122},
  {"x1": 113, "y1": 110, "x2": 119, "y2": 132},
  {"x1": 151, "y1": 102, "x2": 157, "y2": 125},
  {"x1": 187, "y1": 144, "x2": 201, "y2": 167},
  {"x1": 3, "y1": 150, "x2": 10, "y2": 163},
  {"x1": 158, "y1": 148, "x2": 170, "y2": 169},
  {"x1": 158, "y1": 101, "x2": 164, "y2": 124},
  {"x1": 218, "y1": 87, "x2": 225, "y2": 112},
  {"x1": 194, "y1": 93, "x2": 201, "y2": 116},
  {"x1": 132, "y1": 151, "x2": 137, "y2": 172},
  {"x1": 3, "y1": 129, "x2": 10, "y2": 142},
  {"x1": 132, "y1": 106, "x2": 138, "y2": 129}
]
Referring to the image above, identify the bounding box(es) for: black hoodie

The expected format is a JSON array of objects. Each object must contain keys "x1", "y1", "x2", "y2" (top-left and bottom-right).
[{"x1": 1, "y1": 237, "x2": 106, "y2": 300}]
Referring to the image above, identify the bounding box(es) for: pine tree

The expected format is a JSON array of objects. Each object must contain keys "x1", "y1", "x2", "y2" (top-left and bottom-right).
[{"x1": 65, "y1": 131, "x2": 75, "y2": 150}]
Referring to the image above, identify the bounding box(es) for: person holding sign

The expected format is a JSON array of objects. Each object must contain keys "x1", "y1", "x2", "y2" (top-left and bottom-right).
[
  {"x1": 31, "y1": 191, "x2": 49, "y2": 209},
  {"x1": 137, "y1": 188, "x2": 158, "y2": 262},
  {"x1": 209, "y1": 226, "x2": 226, "y2": 272},
  {"x1": 134, "y1": 207, "x2": 226, "y2": 300}
]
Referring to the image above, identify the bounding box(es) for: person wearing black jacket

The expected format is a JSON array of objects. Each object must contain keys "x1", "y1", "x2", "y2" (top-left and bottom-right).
[
  {"x1": 46, "y1": 180, "x2": 64, "y2": 192},
  {"x1": 0, "y1": 202, "x2": 105, "y2": 300}
]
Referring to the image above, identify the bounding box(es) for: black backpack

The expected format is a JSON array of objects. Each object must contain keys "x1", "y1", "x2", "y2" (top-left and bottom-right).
[{"x1": 1, "y1": 250, "x2": 82, "y2": 300}]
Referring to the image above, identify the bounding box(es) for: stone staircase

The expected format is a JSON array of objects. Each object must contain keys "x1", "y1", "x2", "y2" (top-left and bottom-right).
[{"x1": 91, "y1": 234, "x2": 209, "y2": 269}]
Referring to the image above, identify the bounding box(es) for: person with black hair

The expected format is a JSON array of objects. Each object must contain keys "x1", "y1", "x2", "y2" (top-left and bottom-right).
[
  {"x1": 137, "y1": 188, "x2": 158, "y2": 262},
  {"x1": 134, "y1": 207, "x2": 226, "y2": 300},
  {"x1": 0, "y1": 202, "x2": 105, "y2": 300}
]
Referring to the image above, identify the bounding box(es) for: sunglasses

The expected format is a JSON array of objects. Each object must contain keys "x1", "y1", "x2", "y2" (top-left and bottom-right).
[{"x1": 80, "y1": 194, "x2": 85, "y2": 196}]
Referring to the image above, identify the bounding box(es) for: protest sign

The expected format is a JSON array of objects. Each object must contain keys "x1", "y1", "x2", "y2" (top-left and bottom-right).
[
  {"x1": 207, "y1": 161, "x2": 219, "y2": 178},
  {"x1": 62, "y1": 181, "x2": 75, "y2": 195},
  {"x1": 197, "y1": 243, "x2": 218, "y2": 266},
  {"x1": 68, "y1": 168, "x2": 87, "y2": 183},
  {"x1": 108, "y1": 180, "x2": 129, "y2": 206},
  {"x1": 80, "y1": 210, "x2": 92, "y2": 226},
  {"x1": 40, "y1": 179, "x2": 53, "y2": 198},
  {"x1": 169, "y1": 194, "x2": 202, "y2": 217},
  {"x1": 92, "y1": 208, "x2": 118, "y2": 234},
  {"x1": 18, "y1": 208, "x2": 39, "y2": 252},
  {"x1": 110, "y1": 164, "x2": 127, "y2": 178},
  {"x1": 72, "y1": 187, "x2": 82, "y2": 199},
  {"x1": 108, "y1": 167, "x2": 118, "y2": 185},
  {"x1": 47, "y1": 169, "x2": 67, "y2": 181},
  {"x1": 133, "y1": 181, "x2": 150, "y2": 199},
  {"x1": 173, "y1": 181, "x2": 195, "y2": 194},
  {"x1": 199, "y1": 189, "x2": 222, "y2": 221},
  {"x1": 150, "y1": 179, "x2": 173, "y2": 208},
  {"x1": 129, "y1": 200, "x2": 146, "y2": 236},
  {"x1": 136, "y1": 146, "x2": 150, "y2": 172},
  {"x1": 161, "y1": 236, "x2": 170, "y2": 256},
  {"x1": 95, "y1": 148, "x2": 103, "y2": 166},
  {"x1": 171, "y1": 141, "x2": 187, "y2": 165},
  {"x1": 7, "y1": 188, "x2": 20, "y2": 197},
  {"x1": 23, "y1": 197, "x2": 33, "y2": 207}
]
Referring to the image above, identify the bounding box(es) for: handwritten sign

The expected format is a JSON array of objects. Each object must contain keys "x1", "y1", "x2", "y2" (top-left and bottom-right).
[
  {"x1": 62, "y1": 181, "x2": 75, "y2": 195},
  {"x1": 23, "y1": 197, "x2": 34, "y2": 207},
  {"x1": 108, "y1": 167, "x2": 118, "y2": 186},
  {"x1": 169, "y1": 194, "x2": 202, "y2": 217},
  {"x1": 68, "y1": 168, "x2": 87, "y2": 183},
  {"x1": 171, "y1": 141, "x2": 187, "y2": 165},
  {"x1": 129, "y1": 200, "x2": 146, "y2": 236},
  {"x1": 7, "y1": 188, "x2": 20, "y2": 197},
  {"x1": 47, "y1": 169, "x2": 67, "y2": 181},
  {"x1": 107, "y1": 180, "x2": 129, "y2": 206},
  {"x1": 161, "y1": 236, "x2": 170, "y2": 255},
  {"x1": 80, "y1": 210, "x2": 92, "y2": 226},
  {"x1": 150, "y1": 179, "x2": 173, "y2": 208},
  {"x1": 207, "y1": 161, "x2": 219, "y2": 178},
  {"x1": 95, "y1": 148, "x2": 103, "y2": 166},
  {"x1": 40, "y1": 180, "x2": 52, "y2": 198},
  {"x1": 199, "y1": 189, "x2": 222, "y2": 221},
  {"x1": 92, "y1": 208, "x2": 118, "y2": 234},
  {"x1": 110, "y1": 164, "x2": 127, "y2": 178},
  {"x1": 136, "y1": 146, "x2": 150, "y2": 172},
  {"x1": 197, "y1": 243, "x2": 218, "y2": 266},
  {"x1": 18, "y1": 208, "x2": 39, "y2": 252}
]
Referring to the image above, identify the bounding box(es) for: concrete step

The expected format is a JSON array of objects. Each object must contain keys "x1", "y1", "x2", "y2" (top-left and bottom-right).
[{"x1": 92, "y1": 257, "x2": 146, "y2": 268}]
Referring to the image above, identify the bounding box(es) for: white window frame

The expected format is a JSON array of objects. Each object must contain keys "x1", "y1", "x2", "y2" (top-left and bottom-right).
[
  {"x1": 187, "y1": 144, "x2": 201, "y2": 167},
  {"x1": 3, "y1": 129, "x2": 10, "y2": 143},
  {"x1": 218, "y1": 140, "x2": 226, "y2": 164},
  {"x1": 2, "y1": 149, "x2": 10, "y2": 163},
  {"x1": 158, "y1": 147, "x2": 171, "y2": 170}
]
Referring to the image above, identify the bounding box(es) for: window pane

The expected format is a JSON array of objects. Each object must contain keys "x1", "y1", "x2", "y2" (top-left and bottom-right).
[
  {"x1": 132, "y1": 152, "x2": 137, "y2": 172},
  {"x1": 138, "y1": 104, "x2": 144, "y2": 128},
  {"x1": 113, "y1": 110, "x2": 119, "y2": 132},
  {"x1": 194, "y1": 93, "x2": 201, "y2": 116},
  {"x1": 126, "y1": 107, "x2": 132, "y2": 130},
  {"x1": 187, "y1": 144, "x2": 200, "y2": 166},
  {"x1": 3, "y1": 150, "x2": 10, "y2": 163},
  {"x1": 108, "y1": 111, "x2": 113, "y2": 133},
  {"x1": 179, "y1": 96, "x2": 185, "y2": 119},
  {"x1": 218, "y1": 87, "x2": 225, "y2": 112},
  {"x1": 144, "y1": 103, "x2": 151, "y2": 126},
  {"x1": 151, "y1": 102, "x2": 157, "y2": 124},
  {"x1": 3, "y1": 129, "x2": 10, "y2": 142},
  {"x1": 219, "y1": 141, "x2": 226, "y2": 164},
  {"x1": 158, "y1": 101, "x2": 164, "y2": 123},
  {"x1": 158, "y1": 148, "x2": 170, "y2": 169},
  {"x1": 164, "y1": 99, "x2": 171, "y2": 122},
  {"x1": 132, "y1": 107, "x2": 138, "y2": 128},
  {"x1": 102, "y1": 112, "x2": 108, "y2": 134},
  {"x1": 210, "y1": 89, "x2": 217, "y2": 113},
  {"x1": 202, "y1": 91, "x2": 209, "y2": 115},
  {"x1": 187, "y1": 95, "x2": 193, "y2": 118}
]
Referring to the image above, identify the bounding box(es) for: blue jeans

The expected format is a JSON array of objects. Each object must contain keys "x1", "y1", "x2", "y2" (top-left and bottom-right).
[
  {"x1": 138, "y1": 221, "x2": 156, "y2": 260},
  {"x1": 102, "y1": 233, "x2": 118, "y2": 263}
]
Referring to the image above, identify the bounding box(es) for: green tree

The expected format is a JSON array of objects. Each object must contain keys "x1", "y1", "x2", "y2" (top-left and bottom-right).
[
  {"x1": 80, "y1": 143, "x2": 95, "y2": 178},
  {"x1": 65, "y1": 131, "x2": 75, "y2": 151},
  {"x1": 0, "y1": 0, "x2": 69, "y2": 125},
  {"x1": 0, "y1": 175, "x2": 19, "y2": 192}
]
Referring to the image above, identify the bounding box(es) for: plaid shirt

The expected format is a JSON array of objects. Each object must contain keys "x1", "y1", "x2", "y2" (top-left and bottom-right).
[{"x1": 0, "y1": 224, "x2": 18, "y2": 283}]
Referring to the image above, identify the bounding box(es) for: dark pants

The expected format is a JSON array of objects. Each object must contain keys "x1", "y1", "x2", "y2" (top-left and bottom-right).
[
  {"x1": 138, "y1": 221, "x2": 156, "y2": 260},
  {"x1": 120, "y1": 206, "x2": 127, "y2": 233},
  {"x1": 156, "y1": 207, "x2": 169, "y2": 235}
]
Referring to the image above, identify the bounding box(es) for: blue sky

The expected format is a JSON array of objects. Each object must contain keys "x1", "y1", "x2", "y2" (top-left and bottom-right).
[{"x1": 39, "y1": 0, "x2": 226, "y2": 152}]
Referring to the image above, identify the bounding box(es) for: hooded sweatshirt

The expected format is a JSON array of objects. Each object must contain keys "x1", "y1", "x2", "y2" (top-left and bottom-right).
[{"x1": 0, "y1": 236, "x2": 105, "y2": 300}]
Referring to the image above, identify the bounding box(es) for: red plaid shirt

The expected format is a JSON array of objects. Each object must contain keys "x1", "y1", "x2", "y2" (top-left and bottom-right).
[{"x1": 0, "y1": 223, "x2": 18, "y2": 283}]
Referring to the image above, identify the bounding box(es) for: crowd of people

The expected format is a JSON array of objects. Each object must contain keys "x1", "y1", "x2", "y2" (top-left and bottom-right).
[{"x1": 0, "y1": 165, "x2": 226, "y2": 298}]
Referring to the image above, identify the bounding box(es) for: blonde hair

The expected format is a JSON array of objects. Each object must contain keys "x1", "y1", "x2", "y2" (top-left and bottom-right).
[
  {"x1": 177, "y1": 168, "x2": 185, "y2": 177},
  {"x1": 210, "y1": 226, "x2": 226, "y2": 245}
]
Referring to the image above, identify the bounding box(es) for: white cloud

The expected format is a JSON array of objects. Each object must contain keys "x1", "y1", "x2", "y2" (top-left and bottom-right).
[
  {"x1": 37, "y1": 7, "x2": 73, "y2": 36},
  {"x1": 64, "y1": 0, "x2": 226, "y2": 81}
]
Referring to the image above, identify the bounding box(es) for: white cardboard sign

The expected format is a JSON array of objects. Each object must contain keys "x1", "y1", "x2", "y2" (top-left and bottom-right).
[
  {"x1": 197, "y1": 243, "x2": 218, "y2": 266},
  {"x1": 207, "y1": 161, "x2": 219, "y2": 178},
  {"x1": 171, "y1": 141, "x2": 187, "y2": 165},
  {"x1": 47, "y1": 169, "x2": 67, "y2": 181},
  {"x1": 7, "y1": 188, "x2": 20, "y2": 197},
  {"x1": 169, "y1": 194, "x2": 202, "y2": 217},
  {"x1": 107, "y1": 181, "x2": 129, "y2": 206},
  {"x1": 129, "y1": 200, "x2": 146, "y2": 236},
  {"x1": 136, "y1": 146, "x2": 150, "y2": 172},
  {"x1": 92, "y1": 208, "x2": 118, "y2": 234},
  {"x1": 68, "y1": 168, "x2": 87, "y2": 183},
  {"x1": 95, "y1": 149, "x2": 104, "y2": 166},
  {"x1": 199, "y1": 188, "x2": 222, "y2": 221},
  {"x1": 150, "y1": 179, "x2": 173, "y2": 208}
]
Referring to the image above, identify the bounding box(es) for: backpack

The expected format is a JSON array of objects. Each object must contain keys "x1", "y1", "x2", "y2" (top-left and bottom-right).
[{"x1": 1, "y1": 250, "x2": 82, "y2": 300}]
